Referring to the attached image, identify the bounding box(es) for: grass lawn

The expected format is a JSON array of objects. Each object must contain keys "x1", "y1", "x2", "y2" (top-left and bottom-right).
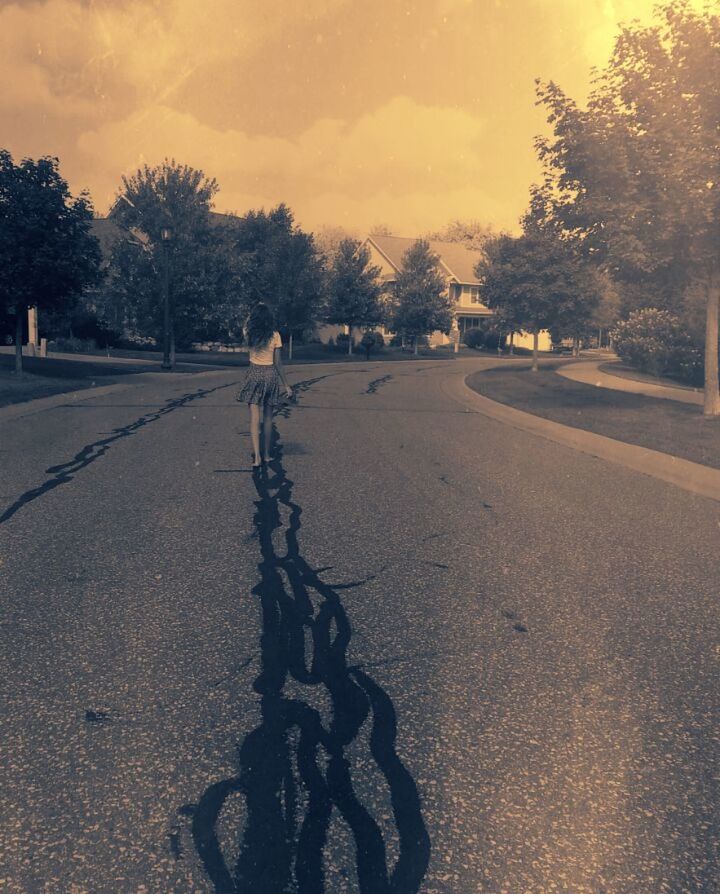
[{"x1": 467, "y1": 362, "x2": 720, "y2": 470}]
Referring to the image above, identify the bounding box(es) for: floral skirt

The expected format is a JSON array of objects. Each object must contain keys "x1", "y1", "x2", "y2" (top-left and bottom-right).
[{"x1": 236, "y1": 363, "x2": 283, "y2": 406}]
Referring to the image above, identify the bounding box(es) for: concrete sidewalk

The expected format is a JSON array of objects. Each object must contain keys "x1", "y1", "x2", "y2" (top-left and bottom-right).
[{"x1": 557, "y1": 358, "x2": 703, "y2": 406}]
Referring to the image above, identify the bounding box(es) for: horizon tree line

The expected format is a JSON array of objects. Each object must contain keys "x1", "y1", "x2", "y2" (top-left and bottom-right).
[{"x1": 3, "y1": 2, "x2": 715, "y2": 393}]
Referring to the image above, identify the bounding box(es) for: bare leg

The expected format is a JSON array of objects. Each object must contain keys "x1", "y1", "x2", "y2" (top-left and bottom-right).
[
  {"x1": 249, "y1": 403, "x2": 261, "y2": 465},
  {"x1": 262, "y1": 402, "x2": 274, "y2": 461}
]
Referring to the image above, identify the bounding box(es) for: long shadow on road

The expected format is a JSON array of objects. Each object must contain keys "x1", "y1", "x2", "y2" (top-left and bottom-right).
[{"x1": 185, "y1": 377, "x2": 430, "y2": 893}]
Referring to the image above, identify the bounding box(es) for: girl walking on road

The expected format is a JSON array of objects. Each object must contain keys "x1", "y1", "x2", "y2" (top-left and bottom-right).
[{"x1": 236, "y1": 302, "x2": 293, "y2": 468}]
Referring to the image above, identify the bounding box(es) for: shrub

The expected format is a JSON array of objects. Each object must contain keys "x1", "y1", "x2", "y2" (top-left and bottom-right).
[
  {"x1": 482, "y1": 328, "x2": 503, "y2": 351},
  {"x1": 389, "y1": 334, "x2": 403, "y2": 347},
  {"x1": 360, "y1": 330, "x2": 384, "y2": 350},
  {"x1": 48, "y1": 336, "x2": 97, "y2": 353},
  {"x1": 336, "y1": 332, "x2": 350, "y2": 346},
  {"x1": 463, "y1": 328, "x2": 484, "y2": 349},
  {"x1": 610, "y1": 308, "x2": 703, "y2": 385}
]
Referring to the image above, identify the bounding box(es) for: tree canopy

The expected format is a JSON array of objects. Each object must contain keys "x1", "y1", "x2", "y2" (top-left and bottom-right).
[
  {"x1": 390, "y1": 240, "x2": 453, "y2": 353},
  {"x1": 231, "y1": 204, "x2": 325, "y2": 348},
  {"x1": 533, "y1": 2, "x2": 720, "y2": 410},
  {"x1": 476, "y1": 228, "x2": 601, "y2": 369},
  {"x1": 325, "y1": 239, "x2": 383, "y2": 354},
  {"x1": 0, "y1": 149, "x2": 102, "y2": 371}
]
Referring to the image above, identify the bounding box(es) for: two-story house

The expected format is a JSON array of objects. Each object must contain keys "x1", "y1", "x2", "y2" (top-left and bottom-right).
[{"x1": 364, "y1": 234, "x2": 492, "y2": 346}]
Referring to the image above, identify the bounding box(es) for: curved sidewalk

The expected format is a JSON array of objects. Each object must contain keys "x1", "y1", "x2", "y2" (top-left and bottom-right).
[
  {"x1": 557, "y1": 359, "x2": 703, "y2": 406},
  {"x1": 443, "y1": 366, "x2": 720, "y2": 504}
]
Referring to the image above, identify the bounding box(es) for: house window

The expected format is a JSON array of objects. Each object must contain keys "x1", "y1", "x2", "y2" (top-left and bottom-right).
[{"x1": 470, "y1": 287, "x2": 481, "y2": 304}]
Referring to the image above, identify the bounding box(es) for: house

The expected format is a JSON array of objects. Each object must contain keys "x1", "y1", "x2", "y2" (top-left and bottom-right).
[
  {"x1": 364, "y1": 234, "x2": 492, "y2": 346},
  {"x1": 361, "y1": 234, "x2": 551, "y2": 351}
]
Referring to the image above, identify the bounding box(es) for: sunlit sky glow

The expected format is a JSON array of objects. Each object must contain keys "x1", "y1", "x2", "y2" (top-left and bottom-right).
[{"x1": 1, "y1": 0, "x2": 711, "y2": 235}]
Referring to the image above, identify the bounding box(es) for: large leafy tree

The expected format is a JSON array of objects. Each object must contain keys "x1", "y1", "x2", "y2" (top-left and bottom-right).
[
  {"x1": 390, "y1": 240, "x2": 453, "y2": 354},
  {"x1": 325, "y1": 239, "x2": 383, "y2": 354},
  {"x1": 476, "y1": 228, "x2": 602, "y2": 371},
  {"x1": 108, "y1": 159, "x2": 220, "y2": 359},
  {"x1": 0, "y1": 150, "x2": 102, "y2": 372},
  {"x1": 533, "y1": 2, "x2": 720, "y2": 412},
  {"x1": 232, "y1": 204, "x2": 325, "y2": 356}
]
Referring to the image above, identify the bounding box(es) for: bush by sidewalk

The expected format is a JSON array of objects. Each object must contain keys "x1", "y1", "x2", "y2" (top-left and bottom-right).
[{"x1": 610, "y1": 308, "x2": 703, "y2": 386}]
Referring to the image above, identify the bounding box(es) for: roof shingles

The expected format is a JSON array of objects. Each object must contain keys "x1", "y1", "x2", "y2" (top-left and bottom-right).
[{"x1": 367, "y1": 234, "x2": 484, "y2": 285}]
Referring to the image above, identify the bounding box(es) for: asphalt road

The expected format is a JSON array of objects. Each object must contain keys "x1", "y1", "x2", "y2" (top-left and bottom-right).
[{"x1": 1, "y1": 358, "x2": 718, "y2": 893}]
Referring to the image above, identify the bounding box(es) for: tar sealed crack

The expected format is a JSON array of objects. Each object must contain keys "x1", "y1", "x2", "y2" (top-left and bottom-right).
[{"x1": 186, "y1": 378, "x2": 430, "y2": 894}]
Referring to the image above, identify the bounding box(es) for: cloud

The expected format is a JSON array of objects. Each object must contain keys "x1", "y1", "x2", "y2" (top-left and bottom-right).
[
  {"x1": 76, "y1": 95, "x2": 501, "y2": 232},
  {"x1": 533, "y1": 0, "x2": 712, "y2": 69},
  {"x1": 0, "y1": 0, "x2": 349, "y2": 118}
]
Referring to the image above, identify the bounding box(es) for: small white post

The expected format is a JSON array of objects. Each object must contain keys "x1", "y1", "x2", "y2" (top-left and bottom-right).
[{"x1": 27, "y1": 306, "x2": 39, "y2": 348}]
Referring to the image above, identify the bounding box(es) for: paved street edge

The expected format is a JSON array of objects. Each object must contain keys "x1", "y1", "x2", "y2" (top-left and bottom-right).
[{"x1": 450, "y1": 370, "x2": 720, "y2": 504}]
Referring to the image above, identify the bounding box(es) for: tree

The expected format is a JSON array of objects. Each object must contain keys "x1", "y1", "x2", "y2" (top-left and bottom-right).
[
  {"x1": 231, "y1": 205, "x2": 325, "y2": 357},
  {"x1": 325, "y1": 239, "x2": 383, "y2": 355},
  {"x1": 425, "y1": 219, "x2": 497, "y2": 251},
  {"x1": 0, "y1": 150, "x2": 102, "y2": 373},
  {"x1": 534, "y1": 3, "x2": 720, "y2": 412},
  {"x1": 390, "y1": 240, "x2": 453, "y2": 355},
  {"x1": 313, "y1": 224, "x2": 359, "y2": 264},
  {"x1": 475, "y1": 229, "x2": 601, "y2": 371},
  {"x1": 109, "y1": 159, "x2": 220, "y2": 364}
]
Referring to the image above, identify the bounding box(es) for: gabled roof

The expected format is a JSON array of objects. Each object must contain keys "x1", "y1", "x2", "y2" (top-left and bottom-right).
[
  {"x1": 89, "y1": 217, "x2": 124, "y2": 256},
  {"x1": 366, "y1": 234, "x2": 484, "y2": 285}
]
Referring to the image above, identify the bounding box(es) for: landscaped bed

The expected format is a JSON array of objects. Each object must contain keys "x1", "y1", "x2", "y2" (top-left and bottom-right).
[{"x1": 466, "y1": 362, "x2": 720, "y2": 471}]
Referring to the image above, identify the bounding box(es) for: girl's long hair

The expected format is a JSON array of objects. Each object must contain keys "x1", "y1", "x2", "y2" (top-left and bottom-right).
[{"x1": 245, "y1": 302, "x2": 275, "y2": 347}]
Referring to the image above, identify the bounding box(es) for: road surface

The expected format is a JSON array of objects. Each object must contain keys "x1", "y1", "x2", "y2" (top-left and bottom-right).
[{"x1": 1, "y1": 358, "x2": 718, "y2": 892}]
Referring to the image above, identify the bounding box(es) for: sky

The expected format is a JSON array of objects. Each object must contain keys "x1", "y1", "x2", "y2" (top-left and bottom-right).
[{"x1": 1, "y1": 0, "x2": 711, "y2": 237}]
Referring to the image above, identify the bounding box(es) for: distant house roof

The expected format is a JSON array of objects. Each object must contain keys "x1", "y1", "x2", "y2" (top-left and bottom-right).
[
  {"x1": 367, "y1": 234, "x2": 484, "y2": 285},
  {"x1": 89, "y1": 211, "x2": 236, "y2": 260},
  {"x1": 89, "y1": 217, "x2": 124, "y2": 256}
]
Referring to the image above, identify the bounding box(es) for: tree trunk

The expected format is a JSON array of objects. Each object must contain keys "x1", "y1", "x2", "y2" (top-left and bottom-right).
[
  {"x1": 414, "y1": 337, "x2": 419, "y2": 356},
  {"x1": 288, "y1": 332, "x2": 293, "y2": 361},
  {"x1": 15, "y1": 311, "x2": 23, "y2": 375},
  {"x1": 704, "y1": 277, "x2": 720, "y2": 416},
  {"x1": 531, "y1": 330, "x2": 539, "y2": 372},
  {"x1": 348, "y1": 325, "x2": 352, "y2": 355},
  {"x1": 572, "y1": 335, "x2": 579, "y2": 357},
  {"x1": 170, "y1": 327, "x2": 176, "y2": 371},
  {"x1": 509, "y1": 331, "x2": 514, "y2": 355}
]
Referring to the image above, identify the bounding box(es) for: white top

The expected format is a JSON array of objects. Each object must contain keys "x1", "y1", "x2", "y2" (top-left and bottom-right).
[{"x1": 248, "y1": 330, "x2": 282, "y2": 366}]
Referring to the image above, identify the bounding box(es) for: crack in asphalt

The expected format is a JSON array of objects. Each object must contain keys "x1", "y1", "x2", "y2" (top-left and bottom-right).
[
  {"x1": 365, "y1": 375, "x2": 393, "y2": 395},
  {"x1": 0, "y1": 382, "x2": 240, "y2": 526},
  {"x1": 184, "y1": 376, "x2": 430, "y2": 893}
]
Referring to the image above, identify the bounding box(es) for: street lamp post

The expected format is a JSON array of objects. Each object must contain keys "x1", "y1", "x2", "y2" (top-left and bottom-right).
[{"x1": 160, "y1": 226, "x2": 172, "y2": 370}]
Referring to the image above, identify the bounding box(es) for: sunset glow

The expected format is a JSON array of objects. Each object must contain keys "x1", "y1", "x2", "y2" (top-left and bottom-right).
[{"x1": 1, "y1": 0, "x2": 711, "y2": 234}]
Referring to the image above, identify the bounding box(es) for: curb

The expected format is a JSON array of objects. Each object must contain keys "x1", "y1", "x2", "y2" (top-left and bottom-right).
[{"x1": 446, "y1": 370, "x2": 720, "y2": 504}]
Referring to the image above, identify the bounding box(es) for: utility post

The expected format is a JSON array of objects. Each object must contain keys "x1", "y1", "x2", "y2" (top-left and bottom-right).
[{"x1": 160, "y1": 226, "x2": 172, "y2": 369}]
